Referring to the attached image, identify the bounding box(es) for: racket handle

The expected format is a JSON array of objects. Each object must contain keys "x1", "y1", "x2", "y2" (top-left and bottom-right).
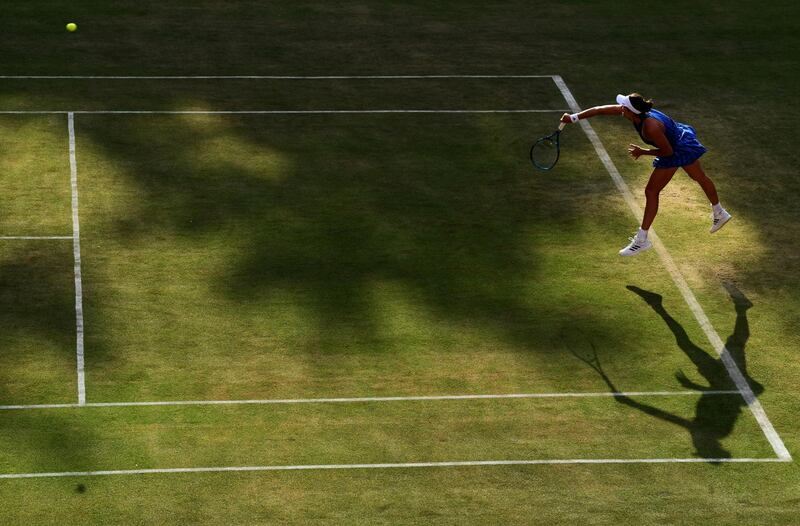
[{"x1": 558, "y1": 122, "x2": 566, "y2": 131}]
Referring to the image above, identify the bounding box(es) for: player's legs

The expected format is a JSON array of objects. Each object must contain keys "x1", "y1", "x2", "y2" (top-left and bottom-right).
[
  {"x1": 619, "y1": 166, "x2": 678, "y2": 256},
  {"x1": 683, "y1": 160, "x2": 731, "y2": 233},
  {"x1": 621, "y1": 167, "x2": 678, "y2": 256},
  {"x1": 642, "y1": 166, "x2": 679, "y2": 230},
  {"x1": 683, "y1": 160, "x2": 718, "y2": 204}
]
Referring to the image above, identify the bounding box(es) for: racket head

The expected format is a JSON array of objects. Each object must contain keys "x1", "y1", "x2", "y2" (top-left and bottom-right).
[{"x1": 529, "y1": 131, "x2": 561, "y2": 171}]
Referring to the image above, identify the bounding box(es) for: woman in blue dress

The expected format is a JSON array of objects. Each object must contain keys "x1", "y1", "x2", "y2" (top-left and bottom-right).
[{"x1": 560, "y1": 93, "x2": 732, "y2": 256}]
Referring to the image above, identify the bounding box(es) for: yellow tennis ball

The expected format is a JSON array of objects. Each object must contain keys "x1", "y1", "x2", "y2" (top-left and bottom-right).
[{"x1": 66, "y1": 23, "x2": 77, "y2": 32}]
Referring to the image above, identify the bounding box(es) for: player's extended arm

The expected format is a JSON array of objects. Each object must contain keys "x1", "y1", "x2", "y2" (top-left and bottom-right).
[{"x1": 560, "y1": 105, "x2": 623, "y2": 124}]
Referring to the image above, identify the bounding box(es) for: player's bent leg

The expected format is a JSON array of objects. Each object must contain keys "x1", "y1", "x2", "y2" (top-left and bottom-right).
[
  {"x1": 683, "y1": 160, "x2": 719, "y2": 204},
  {"x1": 683, "y1": 161, "x2": 732, "y2": 233}
]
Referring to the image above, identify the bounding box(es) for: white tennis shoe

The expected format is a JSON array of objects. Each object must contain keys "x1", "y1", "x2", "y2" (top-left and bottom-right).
[
  {"x1": 710, "y1": 209, "x2": 732, "y2": 233},
  {"x1": 619, "y1": 235, "x2": 652, "y2": 257}
]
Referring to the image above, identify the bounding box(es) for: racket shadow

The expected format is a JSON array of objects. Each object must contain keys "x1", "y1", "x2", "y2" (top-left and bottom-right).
[{"x1": 568, "y1": 282, "x2": 761, "y2": 461}]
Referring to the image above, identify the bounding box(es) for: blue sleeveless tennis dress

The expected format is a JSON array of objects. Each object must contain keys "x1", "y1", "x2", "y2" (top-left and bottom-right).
[{"x1": 634, "y1": 109, "x2": 707, "y2": 168}]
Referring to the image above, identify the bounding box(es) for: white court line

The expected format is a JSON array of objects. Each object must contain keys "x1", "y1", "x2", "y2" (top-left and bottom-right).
[
  {"x1": 67, "y1": 112, "x2": 86, "y2": 406},
  {"x1": 0, "y1": 389, "x2": 741, "y2": 411},
  {"x1": 552, "y1": 75, "x2": 792, "y2": 462},
  {"x1": 0, "y1": 75, "x2": 556, "y2": 79},
  {"x1": 0, "y1": 457, "x2": 789, "y2": 480},
  {"x1": 0, "y1": 236, "x2": 73, "y2": 240},
  {"x1": 0, "y1": 109, "x2": 567, "y2": 115}
]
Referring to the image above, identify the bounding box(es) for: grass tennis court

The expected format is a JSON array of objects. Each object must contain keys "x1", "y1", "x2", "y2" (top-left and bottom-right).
[{"x1": 1, "y1": 2, "x2": 799, "y2": 524}]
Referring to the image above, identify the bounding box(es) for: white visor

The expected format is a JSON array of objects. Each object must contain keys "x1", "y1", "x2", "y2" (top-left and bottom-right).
[{"x1": 616, "y1": 94, "x2": 641, "y2": 114}]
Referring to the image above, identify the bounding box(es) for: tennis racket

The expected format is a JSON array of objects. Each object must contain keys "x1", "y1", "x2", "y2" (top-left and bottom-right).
[{"x1": 529, "y1": 122, "x2": 566, "y2": 171}]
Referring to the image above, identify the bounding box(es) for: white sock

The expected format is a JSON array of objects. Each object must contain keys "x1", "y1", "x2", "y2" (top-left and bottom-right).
[
  {"x1": 712, "y1": 202, "x2": 724, "y2": 214},
  {"x1": 636, "y1": 228, "x2": 648, "y2": 241}
]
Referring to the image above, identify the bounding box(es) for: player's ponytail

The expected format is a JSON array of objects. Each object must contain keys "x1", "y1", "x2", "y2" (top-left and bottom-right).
[{"x1": 628, "y1": 93, "x2": 654, "y2": 113}]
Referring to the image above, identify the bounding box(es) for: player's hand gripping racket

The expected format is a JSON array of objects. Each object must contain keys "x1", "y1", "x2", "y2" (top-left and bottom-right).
[{"x1": 529, "y1": 122, "x2": 566, "y2": 171}]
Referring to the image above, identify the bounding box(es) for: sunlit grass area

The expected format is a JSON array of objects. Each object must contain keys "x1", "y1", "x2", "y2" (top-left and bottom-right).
[{"x1": 0, "y1": 116, "x2": 71, "y2": 235}]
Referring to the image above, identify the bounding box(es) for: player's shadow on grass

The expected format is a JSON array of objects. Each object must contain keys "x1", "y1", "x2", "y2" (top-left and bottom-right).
[{"x1": 573, "y1": 282, "x2": 761, "y2": 460}]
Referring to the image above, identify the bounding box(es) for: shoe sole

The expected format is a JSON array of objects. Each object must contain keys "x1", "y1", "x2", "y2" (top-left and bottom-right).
[{"x1": 710, "y1": 215, "x2": 732, "y2": 234}]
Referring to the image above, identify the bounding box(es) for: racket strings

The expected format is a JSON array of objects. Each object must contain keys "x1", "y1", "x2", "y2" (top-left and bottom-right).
[{"x1": 530, "y1": 135, "x2": 560, "y2": 170}]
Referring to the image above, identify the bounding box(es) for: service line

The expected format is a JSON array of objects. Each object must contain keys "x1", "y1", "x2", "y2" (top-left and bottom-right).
[
  {"x1": 0, "y1": 109, "x2": 567, "y2": 115},
  {"x1": 0, "y1": 74, "x2": 557, "y2": 80},
  {"x1": 0, "y1": 236, "x2": 73, "y2": 240}
]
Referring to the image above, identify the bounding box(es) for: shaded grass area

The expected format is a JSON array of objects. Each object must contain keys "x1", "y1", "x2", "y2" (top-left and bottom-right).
[
  {"x1": 0, "y1": 241, "x2": 76, "y2": 404},
  {"x1": 0, "y1": 77, "x2": 567, "y2": 112}
]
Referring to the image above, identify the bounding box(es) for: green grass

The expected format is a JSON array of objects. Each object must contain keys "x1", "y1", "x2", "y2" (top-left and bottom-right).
[
  {"x1": 0, "y1": 116, "x2": 71, "y2": 235},
  {"x1": 69, "y1": 112, "x2": 732, "y2": 401},
  {"x1": 1, "y1": 1, "x2": 799, "y2": 524},
  {"x1": 0, "y1": 241, "x2": 76, "y2": 404},
  {"x1": 0, "y1": 396, "x2": 773, "y2": 473}
]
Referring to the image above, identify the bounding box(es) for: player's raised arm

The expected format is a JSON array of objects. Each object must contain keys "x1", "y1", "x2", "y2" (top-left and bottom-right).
[{"x1": 560, "y1": 105, "x2": 623, "y2": 125}]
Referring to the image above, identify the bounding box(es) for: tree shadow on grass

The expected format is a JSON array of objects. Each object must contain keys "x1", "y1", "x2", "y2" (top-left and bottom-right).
[
  {"x1": 2, "y1": 76, "x2": 628, "y2": 403},
  {"x1": 74, "y1": 113, "x2": 614, "y2": 371},
  {"x1": 570, "y1": 282, "x2": 761, "y2": 460},
  {"x1": 0, "y1": 245, "x2": 98, "y2": 475}
]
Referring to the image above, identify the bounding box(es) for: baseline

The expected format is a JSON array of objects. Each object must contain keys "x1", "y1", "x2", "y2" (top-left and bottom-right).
[
  {"x1": 0, "y1": 457, "x2": 788, "y2": 480},
  {"x1": 0, "y1": 390, "x2": 740, "y2": 411}
]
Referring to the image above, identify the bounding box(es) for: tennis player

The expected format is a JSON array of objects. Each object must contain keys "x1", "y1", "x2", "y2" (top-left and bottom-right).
[{"x1": 561, "y1": 93, "x2": 731, "y2": 256}]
